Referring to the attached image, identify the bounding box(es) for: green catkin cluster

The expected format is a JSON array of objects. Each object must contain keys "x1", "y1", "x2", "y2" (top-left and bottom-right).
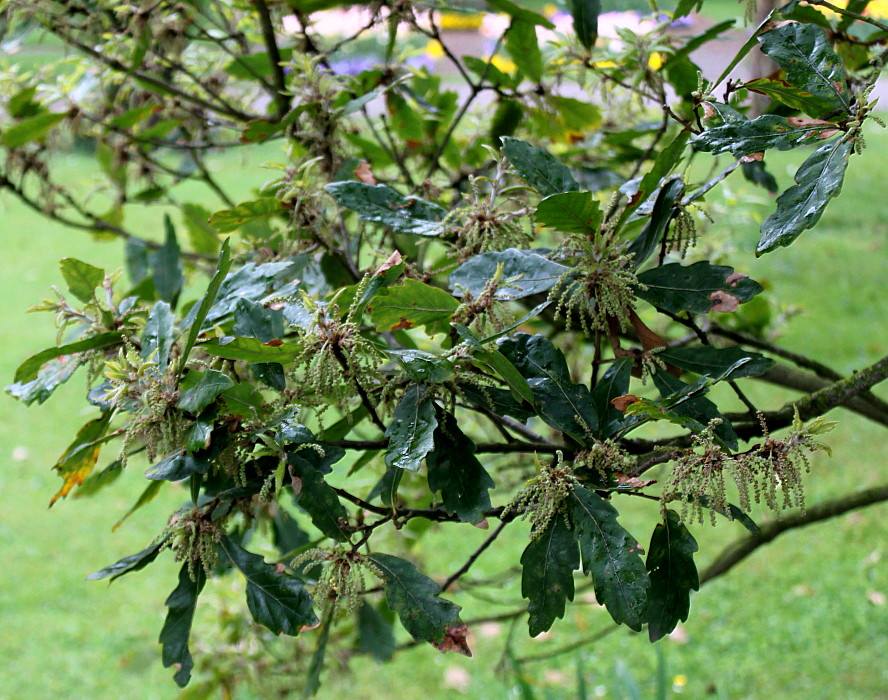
[
  {"x1": 503, "y1": 452, "x2": 579, "y2": 538},
  {"x1": 668, "y1": 206, "x2": 698, "y2": 257},
  {"x1": 291, "y1": 547, "x2": 378, "y2": 617},
  {"x1": 575, "y1": 440, "x2": 636, "y2": 482},
  {"x1": 168, "y1": 509, "x2": 223, "y2": 580},
  {"x1": 663, "y1": 411, "x2": 836, "y2": 525},
  {"x1": 549, "y1": 234, "x2": 640, "y2": 335}
]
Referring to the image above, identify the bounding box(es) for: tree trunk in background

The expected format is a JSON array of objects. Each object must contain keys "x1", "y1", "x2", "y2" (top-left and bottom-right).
[{"x1": 750, "y1": 0, "x2": 780, "y2": 115}]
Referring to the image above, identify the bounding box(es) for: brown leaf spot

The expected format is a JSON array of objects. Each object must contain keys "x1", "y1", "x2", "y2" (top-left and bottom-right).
[
  {"x1": 376, "y1": 250, "x2": 403, "y2": 275},
  {"x1": 268, "y1": 301, "x2": 285, "y2": 310},
  {"x1": 264, "y1": 338, "x2": 284, "y2": 347},
  {"x1": 787, "y1": 117, "x2": 837, "y2": 128},
  {"x1": 817, "y1": 129, "x2": 840, "y2": 139},
  {"x1": 432, "y1": 624, "x2": 473, "y2": 657},
  {"x1": 611, "y1": 394, "x2": 641, "y2": 412},
  {"x1": 724, "y1": 271, "x2": 748, "y2": 288},
  {"x1": 354, "y1": 161, "x2": 377, "y2": 185},
  {"x1": 614, "y1": 472, "x2": 655, "y2": 488},
  {"x1": 702, "y1": 102, "x2": 716, "y2": 120},
  {"x1": 473, "y1": 518, "x2": 489, "y2": 530},
  {"x1": 709, "y1": 290, "x2": 740, "y2": 313},
  {"x1": 290, "y1": 474, "x2": 303, "y2": 497},
  {"x1": 390, "y1": 318, "x2": 414, "y2": 331},
  {"x1": 739, "y1": 153, "x2": 764, "y2": 163}
]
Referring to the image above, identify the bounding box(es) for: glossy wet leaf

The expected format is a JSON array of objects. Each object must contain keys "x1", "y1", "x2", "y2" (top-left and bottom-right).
[
  {"x1": 326, "y1": 182, "x2": 446, "y2": 236},
  {"x1": 87, "y1": 540, "x2": 165, "y2": 583},
  {"x1": 693, "y1": 114, "x2": 840, "y2": 157},
  {"x1": 220, "y1": 536, "x2": 318, "y2": 635},
  {"x1": 145, "y1": 429, "x2": 230, "y2": 481},
  {"x1": 233, "y1": 298, "x2": 285, "y2": 343},
  {"x1": 590, "y1": 357, "x2": 634, "y2": 439},
  {"x1": 175, "y1": 370, "x2": 234, "y2": 413},
  {"x1": 426, "y1": 411, "x2": 494, "y2": 523},
  {"x1": 521, "y1": 517, "x2": 578, "y2": 636},
  {"x1": 627, "y1": 176, "x2": 685, "y2": 269},
  {"x1": 636, "y1": 261, "x2": 763, "y2": 315},
  {"x1": 500, "y1": 137, "x2": 580, "y2": 196},
  {"x1": 371, "y1": 279, "x2": 459, "y2": 335},
  {"x1": 385, "y1": 349, "x2": 454, "y2": 384},
  {"x1": 368, "y1": 553, "x2": 462, "y2": 644},
  {"x1": 535, "y1": 192, "x2": 603, "y2": 236},
  {"x1": 646, "y1": 510, "x2": 699, "y2": 642},
  {"x1": 449, "y1": 248, "x2": 569, "y2": 300},
  {"x1": 651, "y1": 371, "x2": 739, "y2": 450},
  {"x1": 14, "y1": 332, "x2": 123, "y2": 384},
  {"x1": 142, "y1": 301, "x2": 175, "y2": 369},
  {"x1": 6, "y1": 354, "x2": 82, "y2": 405},
  {"x1": 385, "y1": 384, "x2": 437, "y2": 473},
  {"x1": 744, "y1": 78, "x2": 839, "y2": 118},
  {"x1": 209, "y1": 197, "x2": 283, "y2": 233},
  {"x1": 159, "y1": 563, "x2": 206, "y2": 687},
  {"x1": 758, "y1": 138, "x2": 853, "y2": 255},
  {"x1": 659, "y1": 346, "x2": 774, "y2": 381}
]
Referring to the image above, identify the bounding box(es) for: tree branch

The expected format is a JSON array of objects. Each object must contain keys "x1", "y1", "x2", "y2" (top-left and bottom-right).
[{"x1": 251, "y1": 0, "x2": 291, "y2": 119}]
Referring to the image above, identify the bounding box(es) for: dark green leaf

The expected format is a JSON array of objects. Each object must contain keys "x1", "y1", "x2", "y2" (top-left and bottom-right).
[
  {"x1": 1, "y1": 111, "x2": 65, "y2": 147},
  {"x1": 505, "y1": 21, "x2": 542, "y2": 83},
  {"x1": 629, "y1": 131, "x2": 691, "y2": 219},
  {"x1": 209, "y1": 198, "x2": 282, "y2": 233},
  {"x1": 159, "y1": 563, "x2": 206, "y2": 687},
  {"x1": 521, "y1": 517, "x2": 579, "y2": 636},
  {"x1": 109, "y1": 104, "x2": 158, "y2": 129},
  {"x1": 371, "y1": 279, "x2": 458, "y2": 336},
  {"x1": 636, "y1": 261, "x2": 764, "y2": 315},
  {"x1": 142, "y1": 301, "x2": 175, "y2": 369},
  {"x1": 535, "y1": 192, "x2": 603, "y2": 235},
  {"x1": 251, "y1": 362, "x2": 287, "y2": 391},
  {"x1": 386, "y1": 349, "x2": 454, "y2": 384},
  {"x1": 568, "y1": 485, "x2": 649, "y2": 630},
  {"x1": 651, "y1": 371, "x2": 739, "y2": 450},
  {"x1": 112, "y1": 479, "x2": 165, "y2": 530},
  {"x1": 659, "y1": 346, "x2": 774, "y2": 381},
  {"x1": 59, "y1": 258, "x2": 105, "y2": 303},
  {"x1": 288, "y1": 456, "x2": 349, "y2": 541},
  {"x1": 6, "y1": 354, "x2": 81, "y2": 405},
  {"x1": 627, "y1": 176, "x2": 685, "y2": 269},
  {"x1": 87, "y1": 540, "x2": 165, "y2": 582},
  {"x1": 569, "y1": 0, "x2": 600, "y2": 50},
  {"x1": 591, "y1": 356, "x2": 634, "y2": 439},
  {"x1": 456, "y1": 324, "x2": 536, "y2": 407},
  {"x1": 677, "y1": 494, "x2": 761, "y2": 535},
  {"x1": 646, "y1": 510, "x2": 699, "y2": 642},
  {"x1": 176, "y1": 370, "x2": 234, "y2": 413},
  {"x1": 14, "y1": 332, "x2": 122, "y2": 384},
  {"x1": 145, "y1": 430, "x2": 230, "y2": 481},
  {"x1": 385, "y1": 385, "x2": 437, "y2": 473},
  {"x1": 150, "y1": 215, "x2": 183, "y2": 306},
  {"x1": 486, "y1": 0, "x2": 555, "y2": 28},
  {"x1": 201, "y1": 336, "x2": 301, "y2": 364},
  {"x1": 233, "y1": 298, "x2": 284, "y2": 344},
  {"x1": 426, "y1": 411, "x2": 494, "y2": 523},
  {"x1": 693, "y1": 114, "x2": 840, "y2": 157},
  {"x1": 758, "y1": 138, "x2": 853, "y2": 255},
  {"x1": 460, "y1": 384, "x2": 535, "y2": 421},
  {"x1": 271, "y1": 506, "x2": 310, "y2": 557},
  {"x1": 326, "y1": 182, "x2": 446, "y2": 236},
  {"x1": 741, "y1": 159, "x2": 779, "y2": 195},
  {"x1": 357, "y1": 602, "x2": 395, "y2": 661},
  {"x1": 368, "y1": 553, "x2": 462, "y2": 644},
  {"x1": 220, "y1": 536, "x2": 318, "y2": 635},
  {"x1": 673, "y1": 0, "x2": 703, "y2": 18},
  {"x1": 449, "y1": 248, "x2": 569, "y2": 300},
  {"x1": 758, "y1": 23, "x2": 850, "y2": 116},
  {"x1": 303, "y1": 609, "x2": 332, "y2": 698},
  {"x1": 744, "y1": 78, "x2": 840, "y2": 118},
  {"x1": 500, "y1": 137, "x2": 580, "y2": 196}
]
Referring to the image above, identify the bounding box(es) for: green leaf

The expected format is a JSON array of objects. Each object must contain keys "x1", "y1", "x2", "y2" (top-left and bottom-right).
[
  {"x1": 520, "y1": 517, "x2": 579, "y2": 636},
  {"x1": 500, "y1": 137, "x2": 580, "y2": 196},
  {"x1": 112, "y1": 480, "x2": 164, "y2": 530},
  {"x1": 498, "y1": 333, "x2": 598, "y2": 442},
  {"x1": 368, "y1": 553, "x2": 462, "y2": 644},
  {"x1": 5, "y1": 355, "x2": 81, "y2": 405},
  {"x1": 460, "y1": 384, "x2": 535, "y2": 421},
  {"x1": 108, "y1": 104, "x2": 158, "y2": 129},
  {"x1": 535, "y1": 192, "x2": 603, "y2": 235},
  {"x1": 449, "y1": 248, "x2": 569, "y2": 300},
  {"x1": 677, "y1": 494, "x2": 761, "y2": 535},
  {"x1": 326, "y1": 182, "x2": 446, "y2": 236},
  {"x1": 288, "y1": 455, "x2": 350, "y2": 541},
  {"x1": 651, "y1": 371, "x2": 739, "y2": 450},
  {"x1": 159, "y1": 563, "x2": 206, "y2": 687},
  {"x1": 505, "y1": 21, "x2": 542, "y2": 83},
  {"x1": 145, "y1": 430, "x2": 230, "y2": 481},
  {"x1": 673, "y1": 0, "x2": 703, "y2": 18},
  {"x1": 181, "y1": 203, "x2": 220, "y2": 254},
  {"x1": 636, "y1": 261, "x2": 764, "y2": 315},
  {"x1": 50, "y1": 412, "x2": 114, "y2": 506},
  {"x1": 455, "y1": 324, "x2": 536, "y2": 407},
  {"x1": 14, "y1": 332, "x2": 123, "y2": 384},
  {"x1": 426, "y1": 411, "x2": 494, "y2": 524},
  {"x1": 693, "y1": 114, "x2": 840, "y2": 157},
  {"x1": 386, "y1": 349, "x2": 454, "y2": 384},
  {"x1": 87, "y1": 541, "x2": 165, "y2": 582},
  {"x1": 142, "y1": 301, "x2": 175, "y2": 369},
  {"x1": 645, "y1": 510, "x2": 699, "y2": 642},
  {"x1": 627, "y1": 176, "x2": 685, "y2": 269},
  {"x1": 303, "y1": 608, "x2": 332, "y2": 698},
  {"x1": 371, "y1": 279, "x2": 458, "y2": 336},
  {"x1": 59, "y1": 258, "x2": 105, "y2": 303},
  {"x1": 567, "y1": 485, "x2": 649, "y2": 631},
  {"x1": 590, "y1": 356, "x2": 634, "y2": 439},
  {"x1": 569, "y1": 0, "x2": 600, "y2": 50},
  {"x1": 659, "y1": 346, "x2": 775, "y2": 381},
  {"x1": 744, "y1": 78, "x2": 840, "y2": 118},
  {"x1": 357, "y1": 603, "x2": 395, "y2": 661},
  {"x1": 1, "y1": 111, "x2": 65, "y2": 147},
  {"x1": 209, "y1": 198, "x2": 283, "y2": 233},
  {"x1": 758, "y1": 23, "x2": 850, "y2": 116},
  {"x1": 176, "y1": 370, "x2": 234, "y2": 413},
  {"x1": 385, "y1": 385, "x2": 438, "y2": 473},
  {"x1": 233, "y1": 298, "x2": 284, "y2": 344},
  {"x1": 200, "y1": 336, "x2": 302, "y2": 364},
  {"x1": 486, "y1": 0, "x2": 555, "y2": 28},
  {"x1": 630, "y1": 131, "x2": 691, "y2": 218},
  {"x1": 150, "y1": 215, "x2": 183, "y2": 306},
  {"x1": 758, "y1": 138, "x2": 853, "y2": 255},
  {"x1": 224, "y1": 48, "x2": 294, "y2": 79},
  {"x1": 219, "y1": 536, "x2": 318, "y2": 635}
]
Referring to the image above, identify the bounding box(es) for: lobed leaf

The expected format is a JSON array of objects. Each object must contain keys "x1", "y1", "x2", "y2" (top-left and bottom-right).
[
  {"x1": 693, "y1": 114, "x2": 840, "y2": 158},
  {"x1": 645, "y1": 510, "x2": 699, "y2": 642},
  {"x1": 159, "y1": 564, "x2": 206, "y2": 687},
  {"x1": 520, "y1": 517, "x2": 579, "y2": 636},
  {"x1": 636, "y1": 261, "x2": 763, "y2": 315}
]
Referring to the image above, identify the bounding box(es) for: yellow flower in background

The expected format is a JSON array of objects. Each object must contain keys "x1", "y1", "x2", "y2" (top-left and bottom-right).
[
  {"x1": 648, "y1": 51, "x2": 664, "y2": 70},
  {"x1": 544, "y1": 3, "x2": 558, "y2": 16},
  {"x1": 867, "y1": 0, "x2": 888, "y2": 16},
  {"x1": 425, "y1": 40, "x2": 444, "y2": 60},
  {"x1": 673, "y1": 674, "x2": 688, "y2": 688},
  {"x1": 592, "y1": 59, "x2": 618, "y2": 69},
  {"x1": 439, "y1": 12, "x2": 485, "y2": 31},
  {"x1": 491, "y1": 55, "x2": 517, "y2": 73}
]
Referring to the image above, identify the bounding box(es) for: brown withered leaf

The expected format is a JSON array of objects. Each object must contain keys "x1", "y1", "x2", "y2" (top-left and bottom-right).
[
  {"x1": 611, "y1": 394, "x2": 641, "y2": 412},
  {"x1": 264, "y1": 338, "x2": 284, "y2": 347},
  {"x1": 432, "y1": 624, "x2": 473, "y2": 657},
  {"x1": 614, "y1": 472, "x2": 655, "y2": 488},
  {"x1": 739, "y1": 153, "x2": 764, "y2": 163},
  {"x1": 354, "y1": 161, "x2": 377, "y2": 184},
  {"x1": 376, "y1": 250, "x2": 403, "y2": 275},
  {"x1": 390, "y1": 318, "x2": 414, "y2": 331},
  {"x1": 709, "y1": 290, "x2": 740, "y2": 313}
]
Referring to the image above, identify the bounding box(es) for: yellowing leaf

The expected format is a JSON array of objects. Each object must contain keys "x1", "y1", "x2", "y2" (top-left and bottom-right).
[{"x1": 50, "y1": 413, "x2": 114, "y2": 506}]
